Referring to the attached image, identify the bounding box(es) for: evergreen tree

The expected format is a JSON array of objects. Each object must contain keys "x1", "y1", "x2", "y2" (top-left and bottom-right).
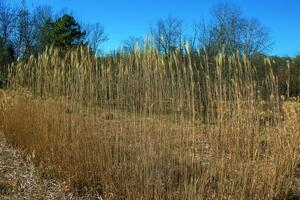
[{"x1": 50, "y1": 14, "x2": 86, "y2": 48}]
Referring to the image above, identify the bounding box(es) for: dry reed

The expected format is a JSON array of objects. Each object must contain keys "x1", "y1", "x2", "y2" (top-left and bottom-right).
[{"x1": 0, "y1": 46, "x2": 299, "y2": 199}]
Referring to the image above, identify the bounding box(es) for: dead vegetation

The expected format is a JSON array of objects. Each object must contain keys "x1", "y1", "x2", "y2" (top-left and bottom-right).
[
  {"x1": 0, "y1": 131, "x2": 72, "y2": 199},
  {"x1": 0, "y1": 47, "x2": 299, "y2": 199}
]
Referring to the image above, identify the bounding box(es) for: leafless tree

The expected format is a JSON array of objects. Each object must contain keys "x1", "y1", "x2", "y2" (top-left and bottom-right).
[
  {"x1": 185, "y1": 23, "x2": 199, "y2": 52},
  {"x1": 0, "y1": 0, "x2": 17, "y2": 46},
  {"x1": 32, "y1": 6, "x2": 53, "y2": 30},
  {"x1": 122, "y1": 36, "x2": 145, "y2": 52},
  {"x1": 31, "y1": 5, "x2": 53, "y2": 52},
  {"x1": 241, "y1": 18, "x2": 272, "y2": 56},
  {"x1": 197, "y1": 3, "x2": 272, "y2": 56},
  {"x1": 85, "y1": 23, "x2": 108, "y2": 53},
  {"x1": 151, "y1": 16, "x2": 183, "y2": 54},
  {"x1": 16, "y1": 0, "x2": 34, "y2": 57}
]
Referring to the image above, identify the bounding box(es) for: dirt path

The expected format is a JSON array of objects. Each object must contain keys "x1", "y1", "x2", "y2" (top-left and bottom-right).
[{"x1": 0, "y1": 132, "x2": 74, "y2": 200}]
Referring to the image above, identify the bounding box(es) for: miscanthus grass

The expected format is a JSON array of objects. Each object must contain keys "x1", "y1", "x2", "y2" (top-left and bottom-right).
[{"x1": 0, "y1": 45, "x2": 299, "y2": 199}]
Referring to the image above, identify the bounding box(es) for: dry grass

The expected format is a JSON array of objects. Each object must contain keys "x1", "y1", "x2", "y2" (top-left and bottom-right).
[
  {"x1": 0, "y1": 130, "x2": 77, "y2": 199},
  {"x1": 0, "y1": 47, "x2": 299, "y2": 199}
]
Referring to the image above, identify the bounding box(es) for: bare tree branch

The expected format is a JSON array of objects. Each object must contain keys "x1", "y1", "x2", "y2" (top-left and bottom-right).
[
  {"x1": 196, "y1": 3, "x2": 272, "y2": 56},
  {"x1": 85, "y1": 23, "x2": 108, "y2": 53},
  {"x1": 151, "y1": 16, "x2": 183, "y2": 55}
]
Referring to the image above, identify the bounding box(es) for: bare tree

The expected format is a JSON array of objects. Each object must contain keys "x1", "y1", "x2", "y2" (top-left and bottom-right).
[
  {"x1": 16, "y1": 0, "x2": 34, "y2": 58},
  {"x1": 185, "y1": 23, "x2": 199, "y2": 52},
  {"x1": 0, "y1": 0, "x2": 17, "y2": 85},
  {"x1": 32, "y1": 6, "x2": 53, "y2": 30},
  {"x1": 151, "y1": 16, "x2": 183, "y2": 54},
  {"x1": 197, "y1": 3, "x2": 271, "y2": 56},
  {"x1": 241, "y1": 18, "x2": 272, "y2": 56},
  {"x1": 32, "y1": 5, "x2": 53, "y2": 53},
  {"x1": 122, "y1": 36, "x2": 145, "y2": 52},
  {"x1": 85, "y1": 23, "x2": 108, "y2": 53},
  {"x1": 0, "y1": 0, "x2": 17, "y2": 46}
]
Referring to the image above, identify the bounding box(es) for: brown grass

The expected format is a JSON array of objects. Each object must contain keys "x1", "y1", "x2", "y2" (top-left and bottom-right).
[
  {"x1": 0, "y1": 130, "x2": 76, "y2": 199},
  {"x1": 0, "y1": 47, "x2": 299, "y2": 199}
]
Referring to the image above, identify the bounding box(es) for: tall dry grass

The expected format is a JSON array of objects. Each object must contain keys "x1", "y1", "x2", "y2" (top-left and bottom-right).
[{"x1": 0, "y1": 46, "x2": 299, "y2": 199}]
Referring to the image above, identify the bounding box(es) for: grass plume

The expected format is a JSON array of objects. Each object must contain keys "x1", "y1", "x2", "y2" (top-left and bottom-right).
[{"x1": 0, "y1": 46, "x2": 299, "y2": 199}]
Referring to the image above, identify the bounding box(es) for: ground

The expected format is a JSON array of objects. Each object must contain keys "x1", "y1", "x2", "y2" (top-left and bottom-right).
[{"x1": 0, "y1": 132, "x2": 98, "y2": 200}]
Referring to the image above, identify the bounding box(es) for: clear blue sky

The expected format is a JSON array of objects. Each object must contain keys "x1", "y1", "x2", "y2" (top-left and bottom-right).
[{"x1": 26, "y1": 0, "x2": 300, "y2": 56}]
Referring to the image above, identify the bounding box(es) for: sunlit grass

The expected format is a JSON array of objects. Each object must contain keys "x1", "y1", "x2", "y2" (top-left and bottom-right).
[{"x1": 0, "y1": 46, "x2": 299, "y2": 199}]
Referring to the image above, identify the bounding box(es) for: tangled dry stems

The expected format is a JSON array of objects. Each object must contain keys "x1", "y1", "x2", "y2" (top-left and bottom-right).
[{"x1": 0, "y1": 47, "x2": 299, "y2": 199}]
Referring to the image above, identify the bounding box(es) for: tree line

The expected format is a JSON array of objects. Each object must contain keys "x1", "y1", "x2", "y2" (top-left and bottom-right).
[
  {"x1": 0, "y1": 1, "x2": 299, "y2": 97},
  {"x1": 0, "y1": 0, "x2": 107, "y2": 62}
]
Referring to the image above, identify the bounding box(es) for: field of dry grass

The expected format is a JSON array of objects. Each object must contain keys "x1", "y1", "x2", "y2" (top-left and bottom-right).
[{"x1": 0, "y1": 47, "x2": 299, "y2": 199}]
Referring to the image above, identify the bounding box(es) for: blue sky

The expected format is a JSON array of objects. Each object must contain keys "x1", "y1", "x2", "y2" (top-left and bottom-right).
[{"x1": 26, "y1": 0, "x2": 300, "y2": 56}]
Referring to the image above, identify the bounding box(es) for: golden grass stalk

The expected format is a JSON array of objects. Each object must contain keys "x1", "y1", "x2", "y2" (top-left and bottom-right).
[{"x1": 0, "y1": 45, "x2": 299, "y2": 199}]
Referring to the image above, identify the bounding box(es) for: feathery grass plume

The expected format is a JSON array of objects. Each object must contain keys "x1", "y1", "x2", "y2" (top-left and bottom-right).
[{"x1": 0, "y1": 44, "x2": 299, "y2": 199}]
